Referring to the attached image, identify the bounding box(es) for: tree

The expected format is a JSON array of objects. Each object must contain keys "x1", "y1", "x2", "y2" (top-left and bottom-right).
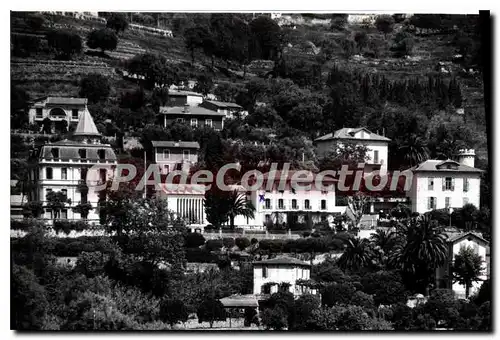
[
  {"x1": 338, "y1": 237, "x2": 374, "y2": 272},
  {"x1": 196, "y1": 298, "x2": 226, "y2": 328},
  {"x1": 375, "y1": 15, "x2": 395, "y2": 38},
  {"x1": 452, "y1": 245, "x2": 484, "y2": 298},
  {"x1": 472, "y1": 279, "x2": 491, "y2": 306},
  {"x1": 330, "y1": 14, "x2": 348, "y2": 31},
  {"x1": 45, "y1": 190, "x2": 71, "y2": 221},
  {"x1": 159, "y1": 298, "x2": 189, "y2": 327},
  {"x1": 193, "y1": 73, "x2": 214, "y2": 96},
  {"x1": 347, "y1": 193, "x2": 370, "y2": 229},
  {"x1": 72, "y1": 202, "x2": 94, "y2": 219},
  {"x1": 391, "y1": 215, "x2": 448, "y2": 293},
  {"x1": 128, "y1": 53, "x2": 179, "y2": 90},
  {"x1": 261, "y1": 306, "x2": 288, "y2": 330},
  {"x1": 227, "y1": 190, "x2": 255, "y2": 230},
  {"x1": 106, "y1": 13, "x2": 129, "y2": 34},
  {"x1": 321, "y1": 283, "x2": 356, "y2": 307},
  {"x1": 184, "y1": 26, "x2": 210, "y2": 64},
  {"x1": 360, "y1": 271, "x2": 408, "y2": 306},
  {"x1": 249, "y1": 16, "x2": 282, "y2": 60},
  {"x1": 46, "y1": 30, "x2": 82, "y2": 60},
  {"x1": 354, "y1": 31, "x2": 368, "y2": 50},
  {"x1": 23, "y1": 201, "x2": 44, "y2": 218},
  {"x1": 292, "y1": 294, "x2": 321, "y2": 330},
  {"x1": 391, "y1": 31, "x2": 415, "y2": 57},
  {"x1": 79, "y1": 74, "x2": 111, "y2": 104},
  {"x1": 11, "y1": 265, "x2": 49, "y2": 330},
  {"x1": 397, "y1": 134, "x2": 429, "y2": 167},
  {"x1": 87, "y1": 28, "x2": 118, "y2": 55}
]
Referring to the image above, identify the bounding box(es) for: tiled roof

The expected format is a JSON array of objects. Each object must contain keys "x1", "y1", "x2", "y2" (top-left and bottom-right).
[
  {"x1": 73, "y1": 109, "x2": 101, "y2": 136},
  {"x1": 158, "y1": 184, "x2": 206, "y2": 196},
  {"x1": 33, "y1": 97, "x2": 88, "y2": 106},
  {"x1": 168, "y1": 90, "x2": 203, "y2": 97},
  {"x1": 40, "y1": 144, "x2": 117, "y2": 161},
  {"x1": 159, "y1": 105, "x2": 226, "y2": 117},
  {"x1": 219, "y1": 295, "x2": 259, "y2": 308},
  {"x1": 152, "y1": 141, "x2": 200, "y2": 149},
  {"x1": 411, "y1": 160, "x2": 484, "y2": 173},
  {"x1": 254, "y1": 256, "x2": 311, "y2": 267},
  {"x1": 203, "y1": 100, "x2": 243, "y2": 109},
  {"x1": 446, "y1": 232, "x2": 489, "y2": 245},
  {"x1": 315, "y1": 127, "x2": 391, "y2": 142}
]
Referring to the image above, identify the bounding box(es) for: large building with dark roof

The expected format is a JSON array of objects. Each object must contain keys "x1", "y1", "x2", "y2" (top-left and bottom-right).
[{"x1": 29, "y1": 108, "x2": 116, "y2": 223}]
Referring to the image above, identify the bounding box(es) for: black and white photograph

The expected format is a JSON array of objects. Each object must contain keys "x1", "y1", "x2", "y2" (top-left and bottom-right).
[{"x1": 9, "y1": 8, "x2": 492, "y2": 332}]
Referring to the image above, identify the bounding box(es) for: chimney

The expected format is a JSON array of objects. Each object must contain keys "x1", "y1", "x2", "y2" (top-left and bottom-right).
[{"x1": 457, "y1": 149, "x2": 475, "y2": 168}]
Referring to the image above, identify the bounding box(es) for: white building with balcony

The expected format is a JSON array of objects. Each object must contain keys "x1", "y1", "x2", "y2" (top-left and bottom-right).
[
  {"x1": 28, "y1": 96, "x2": 88, "y2": 132},
  {"x1": 233, "y1": 170, "x2": 346, "y2": 229},
  {"x1": 253, "y1": 256, "x2": 317, "y2": 296},
  {"x1": 314, "y1": 127, "x2": 391, "y2": 175},
  {"x1": 405, "y1": 150, "x2": 483, "y2": 214},
  {"x1": 29, "y1": 108, "x2": 116, "y2": 222}
]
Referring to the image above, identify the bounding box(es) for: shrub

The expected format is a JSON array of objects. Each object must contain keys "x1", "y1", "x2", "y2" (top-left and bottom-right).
[
  {"x1": 106, "y1": 13, "x2": 129, "y2": 34},
  {"x1": 391, "y1": 31, "x2": 415, "y2": 57},
  {"x1": 184, "y1": 232, "x2": 206, "y2": 248},
  {"x1": 354, "y1": 31, "x2": 368, "y2": 50},
  {"x1": 205, "y1": 239, "x2": 223, "y2": 252},
  {"x1": 87, "y1": 28, "x2": 118, "y2": 54},
  {"x1": 222, "y1": 238, "x2": 235, "y2": 249},
  {"x1": 375, "y1": 15, "x2": 395, "y2": 37},
  {"x1": 251, "y1": 238, "x2": 258, "y2": 244},
  {"x1": 46, "y1": 30, "x2": 82, "y2": 60},
  {"x1": 79, "y1": 74, "x2": 111, "y2": 104},
  {"x1": 235, "y1": 237, "x2": 251, "y2": 251},
  {"x1": 75, "y1": 251, "x2": 108, "y2": 278},
  {"x1": 341, "y1": 38, "x2": 357, "y2": 59},
  {"x1": 53, "y1": 220, "x2": 89, "y2": 235},
  {"x1": 12, "y1": 34, "x2": 42, "y2": 57},
  {"x1": 159, "y1": 298, "x2": 189, "y2": 327}
]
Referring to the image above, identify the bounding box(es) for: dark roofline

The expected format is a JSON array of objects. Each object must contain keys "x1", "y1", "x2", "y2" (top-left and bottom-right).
[{"x1": 448, "y1": 232, "x2": 489, "y2": 245}]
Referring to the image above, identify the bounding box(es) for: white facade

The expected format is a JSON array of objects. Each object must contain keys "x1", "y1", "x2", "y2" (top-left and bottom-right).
[
  {"x1": 253, "y1": 258, "x2": 314, "y2": 296},
  {"x1": 315, "y1": 128, "x2": 390, "y2": 175},
  {"x1": 28, "y1": 97, "x2": 88, "y2": 127},
  {"x1": 405, "y1": 159, "x2": 482, "y2": 214},
  {"x1": 158, "y1": 184, "x2": 207, "y2": 225}
]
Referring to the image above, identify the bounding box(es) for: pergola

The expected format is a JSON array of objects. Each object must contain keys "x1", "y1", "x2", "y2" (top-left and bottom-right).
[{"x1": 219, "y1": 294, "x2": 259, "y2": 328}]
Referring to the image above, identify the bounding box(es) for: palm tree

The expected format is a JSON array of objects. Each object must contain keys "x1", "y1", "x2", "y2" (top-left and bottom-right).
[
  {"x1": 370, "y1": 229, "x2": 397, "y2": 253},
  {"x1": 338, "y1": 237, "x2": 373, "y2": 272},
  {"x1": 391, "y1": 215, "x2": 448, "y2": 292},
  {"x1": 398, "y1": 134, "x2": 430, "y2": 167},
  {"x1": 227, "y1": 190, "x2": 255, "y2": 230},
  {"x1": 452, "y1": 245, "x2": 484, "y2": 298}
]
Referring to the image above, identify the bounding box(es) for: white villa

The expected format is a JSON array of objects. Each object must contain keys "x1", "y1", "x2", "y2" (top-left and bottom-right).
[
  {"x1": 29, "y1": 108, "x2": 116, "y2": 222},
  {"x1": 436, "y1": 232, "x2": 490, "y2": 299},
  {"x1": 28, "y1": 96, "x2": 88, "y2": 132},
  {"x1": 405, "y1": 150, "x2": 483, "y2": 214},
  {"x1": 152, "y1": 140, "x2": 200, "y2": 174},
  {"x1": 314, "y1": 127, "x2": 391, "y2": 175},
  {"x1": 252, "y1": 256, "x2": 317, "y2": 296}
]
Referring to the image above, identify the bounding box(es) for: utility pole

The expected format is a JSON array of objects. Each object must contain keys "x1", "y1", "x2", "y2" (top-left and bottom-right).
[{"x1": 144, "y1": 150, "x2": 147, "y2": 198}]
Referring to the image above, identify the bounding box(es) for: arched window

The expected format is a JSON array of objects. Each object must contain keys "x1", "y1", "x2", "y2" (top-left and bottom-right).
[{"x1": 49, "y1": 108, "x2": 67, "y2": 118}]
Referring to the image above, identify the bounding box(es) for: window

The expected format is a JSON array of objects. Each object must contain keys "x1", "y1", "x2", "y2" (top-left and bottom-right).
[
  {"x1": 278, "y1": 199, "x2": 284, "y2": 209},
  {"x1": 262, "y1": 284, "x2": 271, "y2": 294},
  {"x1": 176, "y1": 118, "x2": 185, "y2": 124},
  {"x1": 183, "y1": 150, "x2": 190, "y2": 160},
  {"x1": 321, "y1": 199, "x2": 327, "y2": 210},
  {"x1": 79, "y1": 149, "x2": 87, "y2": 159},
  {"x1": 51, "y1": 148, "x2": 59, "y2": 158},
  {"x1": 80, "y1": 168, "x2": 88, "y2": 180},
  {"x1": 444, "y1": 177, "x2": 454, "y2": 191},
  {"x1": 163, "y1": 149, "x2": 170, "y2": 159},
  {"x1": 163, "y1": 164, "x2": 170, "y2": 173},
  {"x1": 205, "y1": 119, "x2": 212, "y2": 128},
  {"x1": 304, "y1": 199, "x2": 310, "y2": 209},
  {"x1": 36, "y1": 108, "x2": 43, "y2": 118},
  {"x1": 46, "y1": 167, "x2": 53, "y2": 179},
  {"x1": 445, "y1": 197, "x2": 451, "y2": 208},
  {"x1": 61, "y1": 189, "x2": 67, "y2": 198},
  {"x1": 99, "y1": 169, "x2": 107, "y2": 183},
  {"x1": 292, "y1": 199, "x2": 298, "y2": 209},
  {"x1": 265, "y1": 199, "x2": 271, "y2": 209},
  {"x1": 98, "y1": 149, "x2": 106, "y2": 160},
  {"x1": 61, "y1": 168, "x2": 67, "y2": 180},
  {"x1": 190, "y1": 118, "x2": 198, "y2": 127},
  {"x1": 463, "y1": 197, "x2": 469, "y2": 206},
  {"x1": 374, "y1": 150, "x2": 379, "y2": 163},
  {"x1": 262, "y1": 267, "x2": 268, "y2": 278},
  {"x1": 463, "y1": 178, "x2": 469, "y2": 192},
  {"x1": 61, "y1": 209, "x2": 67, "y2": 219},
  {"x1": 428, "y1": 197, "x2": 436, "y2": 210},
  {"x1": 72, "y1": 109, "x2": 79, "y2": 119},
  {"x1": 428, "y1": 177, "x2": 434, "y2": 191}
]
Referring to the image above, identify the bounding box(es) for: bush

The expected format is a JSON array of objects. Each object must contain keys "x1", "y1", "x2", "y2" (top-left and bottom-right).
[
  {"x1": 12, "y1": 34, "x2": 42, "y2": 57},
  {"x1": 205, "y1": 239, "x2": 223, "y2": 252},
  {"x1": 46, "y1": 30, "x2": 82, "y2": 60},
  {"x1": 251, "y1": 238, "x2": 258, "y2": 244},
  {"x1": 222, "y1": 238, "x2": 235, "y2": 249},
  {"x1": 79, "y1": 74, "x2": 111, "y2": 104},
  {"x1": 185, "y1": 248, "x2": 218, "y2": 263},
  {"x1": 184, "y1": 232, "x2": 206, "y2": 248},
  {"x1": 75, "y1": 251, "x2": 108, "y2": 278},
  {"x1": 235, "y1": 237, "x2": 251, "y2": 251},
  {"x1": 321, "y1": 283, "x2": 356, "y2": 307},
  {"x1": 53, "y1": 221, "x2": 89, "y2": 235},
  {"x1": 391, "y1": 31, "x2": 415, "y2": 57},
  {"x1": 106, "y1": 13, "x2": 129, "y2": 34}
]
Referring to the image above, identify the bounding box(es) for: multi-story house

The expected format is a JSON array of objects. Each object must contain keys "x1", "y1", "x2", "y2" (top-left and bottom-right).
[
  {"x1": 167, "y1": 90, "x2": 204, "y2": 107},
  {"x1": 157, "y1": 184, "x2": 207, "y2": 226},
  {"x1": 405, "y1": 150, "x2": 483, "y2": 214},
  {"x1": 152, "y1": 140, "x2": 200, "y2": 174},
  {"x1": 28, "y1": 96, "x2": 88, "y2": 132},
  {"x1": 199, "y1": 100, "x2": 248, "y2": 119},
  {"x1": 160, "y1": 105, "x2": 225, "y2": 131},
  {"x1": 253, "y1": 257, "x2": 317, "y2": 296},
  {"x1": 233, "y1": 170, "x2": 346, "y2": 228},
  {"x1": 314, "y1": 127, "x2": 391, "y2": 174},
  {"x1": 436, "y1": 232, "x2": 489, "y2": 299},
  {"x1": 29, "y1": 108, "x2": 116, "y2": 222}
]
